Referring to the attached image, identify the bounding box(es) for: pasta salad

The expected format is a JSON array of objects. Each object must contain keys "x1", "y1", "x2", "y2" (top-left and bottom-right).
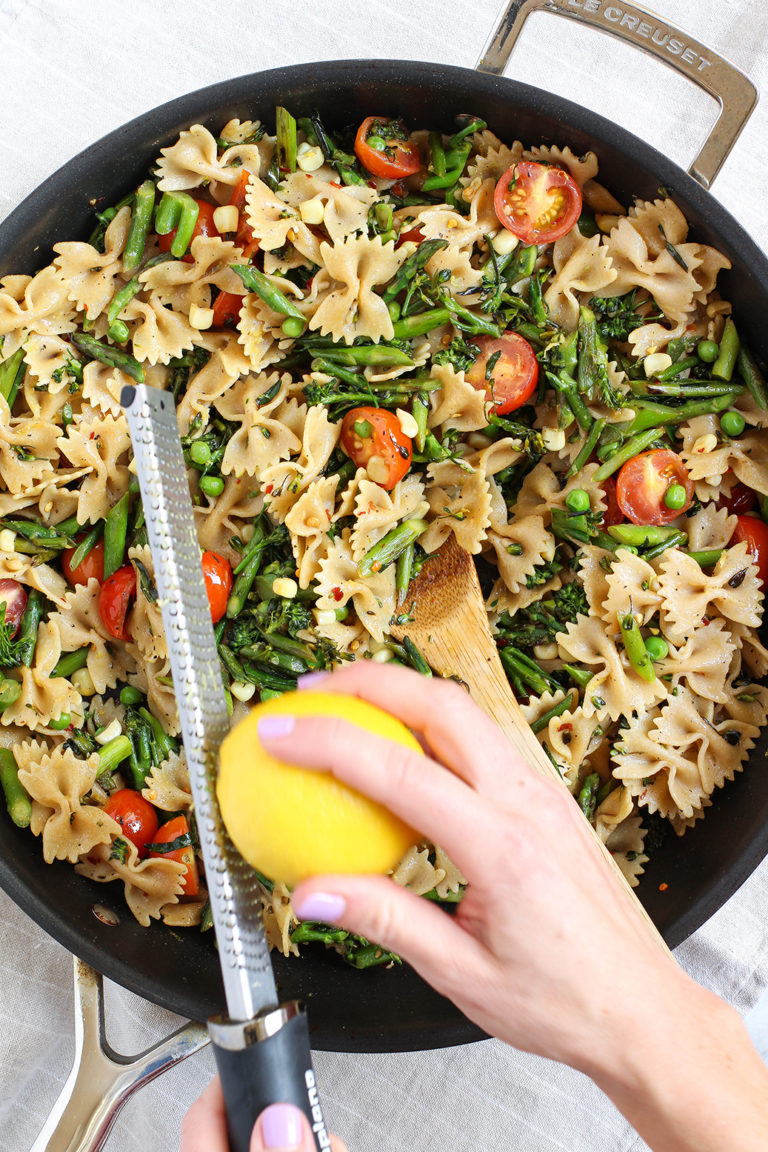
[{"x1": 0, "y1": 106, "x2": 766, "y2": 967}]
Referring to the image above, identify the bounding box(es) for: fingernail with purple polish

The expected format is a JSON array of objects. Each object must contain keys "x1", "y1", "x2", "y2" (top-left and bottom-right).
[
  {"x1": 293, "y1": 892, "x2": 346, "y2": 923},
  {"x1": 262, "y1": 1102, "x2": 303, "y2": 1150},
  {"x1": 257, "y1": 715, "x2": 295, "y2": 740},
  {"x1": 297, "y1": 670, "x2": 329, "y2": 690}
]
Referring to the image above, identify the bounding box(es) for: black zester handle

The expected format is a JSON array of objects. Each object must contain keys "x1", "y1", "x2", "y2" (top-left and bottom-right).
[{"x1": 210, "y1": 1004, "x2": 329, "y2": 1152}]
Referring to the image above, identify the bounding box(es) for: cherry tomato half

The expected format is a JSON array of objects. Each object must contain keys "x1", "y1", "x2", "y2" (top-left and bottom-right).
[
  {"x1": 340, "y1": 407, "x2": 412, "y2": 491},
  {"x1": 397, "y1": 225, "x2": 425, "y2": 248},
  {"x1": 615, "y1": 449, "x2": 694, "y2": 526},
  {"x1": 158, "y1": 200, "x2": 219, "y2": 263},
  {"x1": 211, "y1": 290, "x2": 244, "y2": 329},
  {"x1": 98, "y1": 565, "x2": 137, "y2": 641},
  {"x1": 354, "y1": 117, "x2": 421, "y2": 179},
  {"x1": 0, "y1": 579, "x2": 27, "y2": 637},
  {"x1": 103, "y1": 789, "x2": 159, "y2": 859},
  {"x1": 148, "y1": 814, "x2": 200, "y2": 896},
  {"x1": 717, "y1": 481, "x2": 757, "y2": 516},
  {"x1": 62, "y1": 537, "x2": 105, "y2": 586},
  {"x1": 731, "y1": 515, "x2": 768, "y2": 590},
  {"x1": 228, "y1": 170, "x2": 259, "y2": 258},
  {"x1": 202, "y1": 551, "x2": 233, "y2": 623},
  {"x1": 494, "y1": 161, "x2": 582, "y2": 245},
  {"x1": 600, "y1": 477, "x2": 624, "y2": 529},
  {"x1": 465, "y1": 332, "x2": 538, "y2": 416}
]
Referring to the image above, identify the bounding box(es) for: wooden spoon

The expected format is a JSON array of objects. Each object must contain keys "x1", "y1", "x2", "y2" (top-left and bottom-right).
[{"x1": 389, "y1": 534, "x2": 671, "y2": 957}]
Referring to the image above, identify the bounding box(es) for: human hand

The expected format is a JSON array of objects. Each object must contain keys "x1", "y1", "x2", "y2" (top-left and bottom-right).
[
  {"x1": 256, "y1": 662, "x2": 699, "y2": 1080},
  {"x1": 180, "y1": 1078, "x2": 348, "y2": 1152}
]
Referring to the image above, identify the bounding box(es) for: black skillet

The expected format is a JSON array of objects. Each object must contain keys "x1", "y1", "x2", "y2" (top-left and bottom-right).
[{"x1": 0, "y1": 0, "x2": 766, "y2": 1058}]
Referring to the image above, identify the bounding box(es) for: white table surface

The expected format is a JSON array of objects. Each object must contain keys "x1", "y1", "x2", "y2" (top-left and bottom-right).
[{"x1": 1, "y1": 1, "x2": 768, "y2": 1150}]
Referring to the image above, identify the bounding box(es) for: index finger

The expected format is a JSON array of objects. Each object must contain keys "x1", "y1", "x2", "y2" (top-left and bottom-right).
[{"x1": 299, "y1": 663, "x2": 533, "y2": 791}]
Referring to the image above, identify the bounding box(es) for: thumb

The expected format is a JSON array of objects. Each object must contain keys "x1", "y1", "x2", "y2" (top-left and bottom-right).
[
  {"x1": 291, "y1": 874, "x2": 482, "y2": 1001},
  {"x1": 251, "y1": 1103, "x2": 348, "y2": 1152}
]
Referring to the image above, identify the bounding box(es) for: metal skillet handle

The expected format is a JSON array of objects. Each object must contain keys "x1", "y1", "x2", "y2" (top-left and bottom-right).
[{"x1": 477, "y1": 0, "x2": 758, "y2": 189}]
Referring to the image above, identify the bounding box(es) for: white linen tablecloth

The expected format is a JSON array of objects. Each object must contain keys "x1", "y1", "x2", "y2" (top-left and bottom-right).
[{"x1": 1, "y1": 1, "x2": 768, "y2": 1149}]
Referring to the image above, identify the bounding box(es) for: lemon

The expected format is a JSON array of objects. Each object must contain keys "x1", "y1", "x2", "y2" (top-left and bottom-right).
[{"x1": 217, "y1": 690, "x2": 420, "y2": 886}]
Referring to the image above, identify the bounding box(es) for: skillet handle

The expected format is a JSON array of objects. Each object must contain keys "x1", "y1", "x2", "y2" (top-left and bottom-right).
[
  {"x1": 30, "y1": 957, "x2": 209, "y2": 1152},
  {"x1": 476, "y1": 0, "x2": 757, "y2": 189},
  {"x1": 209, "y1": 1004, "x2": 328, "y2": 1152}
]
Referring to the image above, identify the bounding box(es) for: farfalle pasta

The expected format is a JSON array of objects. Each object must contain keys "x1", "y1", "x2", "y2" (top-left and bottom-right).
[{"x1": 0, "y1": 102, "x2": 764, "y2": 964}]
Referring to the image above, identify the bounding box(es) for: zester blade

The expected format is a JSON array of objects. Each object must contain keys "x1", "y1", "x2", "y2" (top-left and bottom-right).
[{"x1": 122, "y1": 384, "x2": 277, "y2": 1022}]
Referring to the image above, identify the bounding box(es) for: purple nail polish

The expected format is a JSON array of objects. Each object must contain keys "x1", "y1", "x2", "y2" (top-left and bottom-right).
[
  {"x1": 261, "y1": 1102, "x2": 303, "y2": 1149},
  {"x1": 257, "y1": 715, "x2": 295, "y2": 739},
  {"x1": 293, "y1": 892, "x2": 346, "y2": 923},
  {"x1": 297, "y1": 670, "x2": 329, "y2": 690}
]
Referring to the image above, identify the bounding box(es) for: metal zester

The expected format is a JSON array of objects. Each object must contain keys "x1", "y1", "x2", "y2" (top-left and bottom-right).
[{"x1": 122, "y1": 384, "x2": 329, "y2": 1152}]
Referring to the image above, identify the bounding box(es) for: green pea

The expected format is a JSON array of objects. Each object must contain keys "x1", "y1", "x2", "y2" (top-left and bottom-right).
[
  {"x1": 200, "y1": 475, "x2": 225, "y2": 497},
  {"x1": 353, "y1": 419, "x2": 372, "y2": 439},
  {"x1": 281, "y1": 316, "x2": 306, "y2": 338},
  {"x1": 697, "y1": 339, "x2": 719, "y2": 363},
  {"x1": 366, "y1": 135, "x2": 387, "y2": 152},
  {"x1": 720, "y1": 409, "x2": 746, "y2": 438},
  {"x1": 663, "y1": 483, "x2": 688, "y2": 510},
  {"x1": 387, "y1": 300, "x2": 401, "y2": 322},
  {"x1": 120, "y1": 685, "x2": 144, "y2": 707},
  {"x1": 49, "y1": 713, "x2": 72, "y2": 731},
  {"x1": 189, "y1": 440, "x2": 212, "y2": 467},
  {"x1": 565, "y1": 488, "x2": 591, "y2": 514},
  {"x1": 334, "y1": 606, "x2": 349, "y2": 621},
  {"x1": 645, "y1": 635, "x2": 669, "y2": 662},
  {"x1": 61, "y1": 402, "x2": 74, "y2": 428},
  {"x1": 108, "y1": 320, "x2": 130, "y2": 344}
]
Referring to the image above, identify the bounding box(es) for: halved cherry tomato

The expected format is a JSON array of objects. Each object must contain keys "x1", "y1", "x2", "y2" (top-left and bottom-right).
[
  {"x1": 354, "y1": 117, "x2": 421, "y2": 179},
  {"x1": 98, "y1": 565, "x2": 137, "y2": 641},
  {"x1": 103, "y1": 789, "x2": 159, "y2": 859},
  {"x1": 157, "y1": 200, "x2": 219, "y2": 263},
  {"x1": 340, "y1": 407, "x2": 412, "y2": 490},
  {"x1": 494, "y1": 161, "x2": 582, "y2": 245},
  {"x1": 62, "y1": 537, "x2": 105, "y2": 586},
  {"x1": 731, "y1": 515, "x2": 768, "y2": 590},
  {"x1": 202, "y1": 551, "x2": 233, "y2": 623},
  {"x1": 228, "y1": 170, "x2": 259, "y2": 259},
  {"x1": 0, "y1": 579, "x2": 27, "y2": 637},
  {"x1": 148, "y1": 814, "x2": 199, "y2": 895},
  {"x1": 465, "y1": 332, "x2": 538, "y2": 415},
  {"x1": 397, "y1": 225, "x2": 425, "y2": 247},
  {"x1": 211, "y1": 290, "x2": 244, "y2": 329},
  {"x1": 615, "y1": 449, "x2": 694, "y2": 526},
  {"x1": 600, "y1": 477, "x2": 624, "y2": 529},
  {"x1": 717, "y1": 481, "x2": 757, "y2": 516}
]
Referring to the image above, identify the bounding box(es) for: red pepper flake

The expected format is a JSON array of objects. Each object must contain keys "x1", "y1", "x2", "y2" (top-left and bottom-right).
[
  {"x1": 265, "y1": 484, "x2": 273, "y2": 494},
  {"x1": 330, "y1": 180, "x2": 342, "y2": 189},
  {"x1": 658, "y1": 882, "x2": 669, "y2": 892},
  {"x1": 331, "y1": 586, "x2": 343, "y2": 602}
]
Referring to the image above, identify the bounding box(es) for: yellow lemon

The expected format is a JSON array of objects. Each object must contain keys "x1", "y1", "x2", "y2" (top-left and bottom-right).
[{"x1": 217, "y1": 690, "x2": 420, "y2": 886}]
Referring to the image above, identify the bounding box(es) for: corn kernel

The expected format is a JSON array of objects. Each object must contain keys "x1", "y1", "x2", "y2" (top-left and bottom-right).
[
  {"x1": 366, "y1": 455, "x2": 390, "y2": 485},
  {"x1": 490, "y1": 228, "x2": 518, "y2": 255},
  {"x1": 96, "y1": 719, "x2": 122, "y2": 745},
  {"x1": 0, "y1": 529, "x2": 16, "y2": 552},
  {"x1": 189, "y1": 305, "x2": 214, "y2": 331},
  {"x1": 213, "y1": 204, "x2": 240, "y2": 233},
  {"x1": 72, "y1": 668, "x2": 96, "y2": 697},
  {"x1": 272, "y1": 576, "x2": 298, "y2": 599},
  {"x1": 542, "y1": 428, "x2": 566, "y2": 451},
  {"x1": 299, "y1": 196, "x2": 325, "y2": 225},
  {"x1": 297, "y1": 143, "x2": 324, "y2": 172},
  {"x1": 533, "y1": 643, "x2": 559, "y2": 661},
  {"x1": 371, "y1": 648, "x2": 394, "y2": 663},
  {"x1": 644, "y1": 352, "x2": 673, "y2": 378},
  {"x1": 693, "y1": 433, "x2": 718, "y2": 454},
  {"x1": 596, "y1": 213, "x2": 621, "y2": 233},
  {"x1": 314, "y1": 609, "x2": 338, "y2": 628},
  {"x1": 395, "y1": 408, "x2": 419, "y2": 439},
  {"x1": 230, "y1": 680, "x2": 256, "y2": 702}
]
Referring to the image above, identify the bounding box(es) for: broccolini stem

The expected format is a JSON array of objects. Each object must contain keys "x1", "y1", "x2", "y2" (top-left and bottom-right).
[
  {"x1": 647, "y1": 381, "x2": 743, "y2": 398},
  {"x1": 563, "y1": 663, "x2": 594, "y2": 690},
  {"x1": 231, "y1": 265, "x2": 305, "y2": 323},
  {"x1": 66, "y1": 523, "x2": 103, "y2": 574},
  {"x1": 686, "y1": 548, "x2": 723, "y2": 567},
  {"x1": 607, "y1": 523, "x2": 685, "y2": 549},
  {"x1": 71, "y1": 333, "x2": 145, "y2": 383},
  {"x1": 402, "y1": 636, "x2": 432, "y2": 677},
  {"x1": 0, "y1": 748, "x2": 31, "y2": 828},
  {"x1": 98, "y1": 735, "x2": 132, "y2": 776},
  {"x1": 577, "y1": 772, "x2": 601, "y2": 822},
  {"x1": 642, "y1": 529, "x2": 687, "y2": 562},
  {"x1": 530, "y1": 691, "x2": 576, "y2": 735},
  {"x1": 566, "y1": 418, "x2": 605, "y2": 478},
  {"x1": 0, "y1": 347, "x2": 25, "y2": 406},
  {"x1": 275, "y1": 106, "x2": 298, "y2": 174},
  {"x1": 592, "y1": 426, "x2": 664, "y2": 482},
  {"x1": 103, "y1": 491, "x2": 131, "y2": 579},
  {"x1": 392, "y1": 307, "x2": 452, "y2": 340},
  {"x1": 52, "y1": 646, "x2": 90, "y2": 678},
  {"x1": 737, "y1": 344, "x2": 768, "y2": 409},
  {"x1": 396, "y1": 542, "x2": 415, "y2": 607},
  {"x1": 15, "y1": 589, "x2": 43, "y2": 668},
  {"x1": 620, "y1": 391, "x2": 740, "y2": 436},
  {"x1": 122, "y1": 180, "x2": 156, "y2": 273}
]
